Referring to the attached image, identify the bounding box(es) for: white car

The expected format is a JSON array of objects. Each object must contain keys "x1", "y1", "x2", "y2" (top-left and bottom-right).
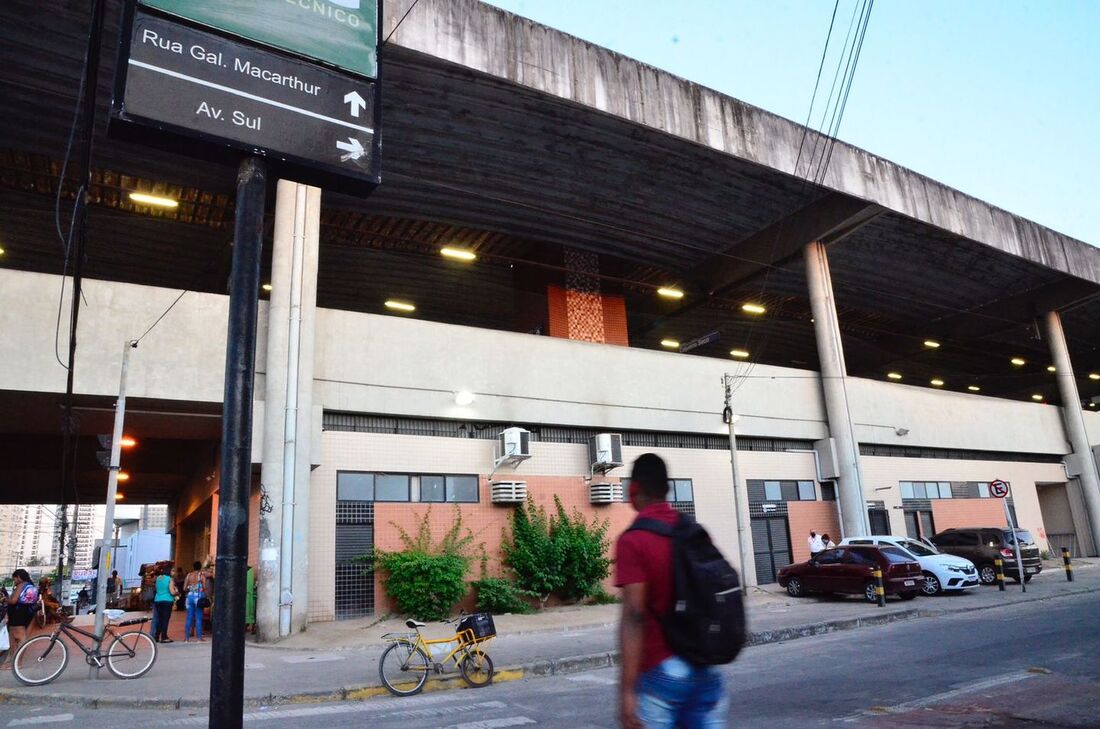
[{"x1": 840, "y1": 535, "x2": 980, "y2": 596}]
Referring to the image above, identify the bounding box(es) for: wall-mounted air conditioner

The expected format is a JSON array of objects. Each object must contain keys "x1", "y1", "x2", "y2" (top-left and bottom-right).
[
  {"x1": 490, "y1": 481, "x2": 528, "y2": 504},
  {"x1": 495, "y1": 427, "x2": 532, "y2": 468},
  {"x1": 588, "y1": 482, "x2": 623, "y2": 505},
  {"x1": 588, "y1": 433, "x2": 623, "y2": 474}
]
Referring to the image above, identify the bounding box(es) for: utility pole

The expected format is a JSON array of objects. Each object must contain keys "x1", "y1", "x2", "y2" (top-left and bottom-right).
[
  {"x1": 723, "y1": 375, "x2": 757, "y2": 587},
  {"x1": 92, "y1": 341, "x2": 136, "y2": 676}
]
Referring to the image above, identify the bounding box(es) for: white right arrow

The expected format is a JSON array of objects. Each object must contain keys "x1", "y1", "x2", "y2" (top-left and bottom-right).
[
  {"x1": 343, "y1": 90, "x2": 367, "y2": 118},
  {"x1": 336, "y1": 137, "x2": 366, "y2": 161}
]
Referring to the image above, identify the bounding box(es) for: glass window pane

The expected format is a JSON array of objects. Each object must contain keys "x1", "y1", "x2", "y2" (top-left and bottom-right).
[
  {"x1": 912, "y1": 483, "x2": 927, "y2": 499},
  {"x1": 899, "y1": 482, "x2": 912, "y2": 499},
  {"x1": 447, "y1": 476, "x2": 479, "y2": 503},
  {"x1": 337, "y1": 472, "x2": 373, "y2": 501},
  {"x1": 375, "y1": 474, "x2": 410, "y2": 502},
  {"x1": 420, "y1": 475, "x2": 445, "y2": 502},
  {"x1": 764, "y1": 481, "x2": 782, "y2": 501},
  {"x1": 797, "y1": 481, "x2": 816, "y2": 501},
  {"x1": 939, "y1": 483, "x2": 953, "y2": 499},
  {"x1": 978, "y1": 482, "x2": 990, "y2": 498},
  {"x1": 780, "y1": 482, "x2": 799, "y2": 501},
  {"x1": 821, "y1": 483, "x2": 837, "y2": 501}
]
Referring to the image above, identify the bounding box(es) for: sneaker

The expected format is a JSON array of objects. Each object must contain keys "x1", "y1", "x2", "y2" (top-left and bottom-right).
[{"x1": 161, "y1": 638, "x2": 174, "y2": 644}]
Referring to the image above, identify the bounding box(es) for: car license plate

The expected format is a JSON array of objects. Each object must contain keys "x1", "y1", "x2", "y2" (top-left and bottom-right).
[
  {"x1": 1025, "y1": 568, "x2": 1036, "y2": 574},
  {"x1": 903, "y1": 580, "x2": 915, "y2": 586}
]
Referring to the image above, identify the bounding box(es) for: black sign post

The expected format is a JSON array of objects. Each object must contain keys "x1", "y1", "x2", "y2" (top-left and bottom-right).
[{"x1": 108, "y1": 3, "x2": 382, "y2": 725}]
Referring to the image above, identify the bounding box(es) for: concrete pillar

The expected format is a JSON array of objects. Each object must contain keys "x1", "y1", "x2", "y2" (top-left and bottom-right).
[
  {"x1": 1044, "y1": 310, "x2": 1100, "y2": 555},
  {"x1": 257, "y1": 181, "x2": 321, "y2": 640},
  {"x1": 804, "y1": 241, "x2": 870, "y2": 538}
]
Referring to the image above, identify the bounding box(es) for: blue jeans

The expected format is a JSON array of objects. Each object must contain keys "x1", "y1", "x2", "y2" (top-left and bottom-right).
[
  {"x1": 636, "y1": 656, "x2": 728, "y2": 729},
  {"x1": 185, "y1": 593, "x2": 204, "y2": 640}
]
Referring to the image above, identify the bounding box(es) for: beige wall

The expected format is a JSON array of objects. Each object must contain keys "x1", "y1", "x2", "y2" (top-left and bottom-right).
[{"x1": 860, "y1": 456, "x2": 1064, "y2": 545}]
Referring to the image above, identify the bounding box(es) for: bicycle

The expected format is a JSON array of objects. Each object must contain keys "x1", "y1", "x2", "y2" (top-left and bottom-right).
[
  {"x1": 378, "y1": 612, "x2": 496, "y2": 696},
  {"x1": 12, "y1": 608, "x2": 157, "y2": 686}
]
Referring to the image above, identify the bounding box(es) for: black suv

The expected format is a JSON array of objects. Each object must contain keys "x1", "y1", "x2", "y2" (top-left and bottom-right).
[{"x1": 930, "y1": 528, "x2": 1042, "y2": 585}]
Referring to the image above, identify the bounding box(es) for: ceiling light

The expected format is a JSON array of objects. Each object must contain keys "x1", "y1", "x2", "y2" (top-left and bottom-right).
[
  {"x1": 119, "y1": 436, "x2": 137, "y2": 448},
  {"x1": 1047, "y1": 366, "x2": 1056, "y2": 373},
  {"x1": 923, "y1": 340, "x2": 941, "y2": 349},
  {"x1": 887, "y1": 372, "x2": 903, "y2": 380},
  {"x1": 441, "y1": 247, "x2": 477, "y2": 262},
  {"x1": 384, "y1": 300, "x2": 416, "y2": 313},
  {"x1": 454, "y1": 391, "x2": 475, "y2": 406},
  {"x1": 128, "y1": 192, "x2": 179, "y2": 208},
  {"x1": 0, "y1": 246, "x2": 5, "y2": 255},
  {"x1": 115, "y1": 492, "x2": 124, "y2": 501},
  {"x1": 967, "y1": 385, "x2": 981, "y2": 392},
  {"x1": 1090, "y1": 373, "x2": 1100, "y2": 381},
  {"x1": 1090, "y1": 403, "x2": 1097, "y2": 408},
  {"x1": 1010, "y1": 357, "x2": 1026, "y2": 366},
  {"x1": 741, "y1": 303, "x2": 766, "y2": 315},
  {"x1": 930, "y1": 379, "x2": 944, "y2": 387},
  {"x1": 660, "y1": 339, "x2": 680, "y2": 349},
  {"x1": 117, "y1": 471, "x2": 130, "y2": 482},
  {"x1": 1031, "y1": 394, "x2": 1043, "y2": 401},
  {"x1": 262, "y1": 283, "x2": 273, "y2": 292},
  {"x1": 657, "y1": 287, "x2": 684, "y2": 299},
  {"x1": 729, "y1": 349, "x2": 750, "y2": 359}
]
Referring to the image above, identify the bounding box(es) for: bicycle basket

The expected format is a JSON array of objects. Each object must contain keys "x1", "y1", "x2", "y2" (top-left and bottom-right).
[{"x1": 457, "y1": 613, "x2": 496, "y2": 644}]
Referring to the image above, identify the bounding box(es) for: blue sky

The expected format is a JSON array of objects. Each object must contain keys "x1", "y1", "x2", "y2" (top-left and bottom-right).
[{"x1": 482, "y1": 0, "x2": 1099, "y2": 246}]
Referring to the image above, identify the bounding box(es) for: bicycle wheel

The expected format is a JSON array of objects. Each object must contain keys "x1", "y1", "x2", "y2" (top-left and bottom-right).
[
  {"x1": 378, "y1": 640, "x2": 431, "y2": 696},
  {"x1": 459, "y1": 648, "x2": 494, "y2": 688},
  {"x1": 106, "y1": 631, "x2": 158, "y2": 679},
  {"x1": 13, "y1": 635, "x2": 69, "y2": 686}
]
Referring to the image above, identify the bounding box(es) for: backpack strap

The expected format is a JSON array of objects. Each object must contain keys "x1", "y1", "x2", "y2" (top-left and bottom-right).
[{"x1": 628, "y1": 516, "x2": 676, "y2": 537}]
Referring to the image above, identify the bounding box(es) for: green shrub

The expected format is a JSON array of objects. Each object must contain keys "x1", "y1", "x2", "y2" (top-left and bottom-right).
[
  {"x1": 365, "y1": 508, "x2": 478, "y2": 621},
  {"x1": 501, "y1": 500, "x2": 563, "y2": 607},
  {"x1": 552, "y1": 497, "x2": 611, "y2": 603},
  {"x1": 472, "y1": 577, "x2": 536, "y2": 615},
  {"x1": 501, "y1": 497, "x2": 612, "y2": 606},
  {"x1": 589, "y1": 589, "x2": 620, "y2": 605}
]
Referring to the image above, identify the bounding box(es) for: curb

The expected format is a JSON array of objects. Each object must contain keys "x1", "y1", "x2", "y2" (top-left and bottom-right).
[{"x1": 1, "y1": 583, "x2": 1096, "y2": 710}]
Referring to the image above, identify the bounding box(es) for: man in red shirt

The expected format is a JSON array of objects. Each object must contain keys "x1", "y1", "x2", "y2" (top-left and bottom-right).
[{"x1": 616, "y1": 453, "x2": 727, "y2": 729}]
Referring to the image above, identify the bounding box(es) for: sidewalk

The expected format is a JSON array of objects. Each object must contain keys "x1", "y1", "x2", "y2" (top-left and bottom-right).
[{"x1": 1, "y1": 559, "x2": 1095, "y2": 709}]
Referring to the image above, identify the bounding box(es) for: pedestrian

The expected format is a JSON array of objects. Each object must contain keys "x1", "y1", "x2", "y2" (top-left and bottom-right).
[
  {"x1": 153, "y1": 565, "x2": 177, "y2": 643},
  {"x1": 183, "y1": 562, "x2": 209, "y2": 642},
  {"x1": 808, "y1": 531, "x2": 825, "y2": 555},
  {"x1": 174, "y1": 568, "x2": 187, "y2": 612},
  {"x1": 77, "y1": 586, "x2": 90, "y2": 615},
  {"x1": 821, "y1": 533, "x2": 836, "y2": 550},
  {"x1": 616, "y1": 453, "x2": 728, "y2": 729},
  {"x1": 110, "y1": 570, "x2": 123, "y2": 605},
  {"x1": 1, "y1": 570, "x2": 38, "y2": 669}
]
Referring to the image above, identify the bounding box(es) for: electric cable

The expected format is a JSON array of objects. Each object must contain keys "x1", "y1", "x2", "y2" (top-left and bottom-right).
[{"x1": 383, "y1": 0, "x2": 424, "y2": 44}]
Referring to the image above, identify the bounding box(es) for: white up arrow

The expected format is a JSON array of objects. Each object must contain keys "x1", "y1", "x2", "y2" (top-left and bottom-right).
[
  {"x1": 343, "y1": 90, "x2": 367, "y2": 118},
  {"x1": 336, "y1": 138, "x2": 366, "y2": 161}
]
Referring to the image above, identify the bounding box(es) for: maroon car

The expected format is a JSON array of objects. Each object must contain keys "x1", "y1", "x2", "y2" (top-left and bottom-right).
[{"x1": 777, "y1": 546, "x2": 922, "y2": 602}]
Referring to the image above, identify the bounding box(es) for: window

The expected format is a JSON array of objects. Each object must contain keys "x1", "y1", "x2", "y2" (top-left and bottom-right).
[
  {"x1": 764, "y1": 481, "x2": 782, "y2": 501},
  {"x1": 821, "y1": 483, "x2": 837, "y2": 501},
  {"x1": 670, "y1": 479, "x2": 694, "y2": 502},
  {"x1": 847, "y1": 549, "x2": 877, "y2": 566},
  {"x1": 981, "y1": 529, "x2": 1004, "y2": 547},
  {"x1": 337, "y1": 472, "x2": 374, "y2": 501},
  {"x1": 447, "y1": 476, "x2": 480, "y2": 503},
  {"x1": 900, "y1": 481, "x2": 957, "y2": 499},
  {"x1": 420, "y1": 475, "x2": 446, "y2": 503},
  {"x1": 880, "y1": 547, "x2": 913, "y2": 563},
  {"x1": 900, "y1": 482, "x2": 914, "y2": 499},
  {"x1": 978, "y1": 482, "x2": 990, "y2": 498},
  {"x1": 815, "y1": 549, "x2": 844, "y2": 565},
  {"x1": 375, "y1": 475, "x2": 410, "y2": 502},
  {"x1": 797, "y1": 481, "x2": 816, "y2": 501}
]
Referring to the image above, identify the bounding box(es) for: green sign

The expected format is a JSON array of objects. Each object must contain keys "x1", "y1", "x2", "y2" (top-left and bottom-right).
[{"x1": 138, "y1": 0, "x2": 378, "y2": 79}]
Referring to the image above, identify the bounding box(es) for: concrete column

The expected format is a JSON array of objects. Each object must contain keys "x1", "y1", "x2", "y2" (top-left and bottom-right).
[
  {"x1": 804, "y1": 241, "x2": 869, "y2": 538},
  {"x1": 1044, "y1": 310, "x2": 1100, "y2": 555},
  {"x1": 257, "y1": 181, "x2": 321, "y2": 640}
]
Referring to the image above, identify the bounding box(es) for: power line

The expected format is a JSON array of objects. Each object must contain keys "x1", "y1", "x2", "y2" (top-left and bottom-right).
[{"x1": 383, "y1": 0, "x2": 424, "y2": 45}]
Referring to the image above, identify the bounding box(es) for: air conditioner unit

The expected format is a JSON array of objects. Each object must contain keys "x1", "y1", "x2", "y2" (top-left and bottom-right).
[
  {"x1": 588, "y1": 482, "x2": 623, "y2": 505},
  {"x1": 496, "y1": 427, "x2": 532, "y2": 468},
  {"x1": 588, "y1": 433, "x2": 623, "y2": 474},
  {"x1": 490, "y1": 481, "x2": 528, "y2": 504}
]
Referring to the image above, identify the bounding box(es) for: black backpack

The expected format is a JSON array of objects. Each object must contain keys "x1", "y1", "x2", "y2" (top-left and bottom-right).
[{"x1": 629, "y1": 513, "x2": 746, "y2": 665}]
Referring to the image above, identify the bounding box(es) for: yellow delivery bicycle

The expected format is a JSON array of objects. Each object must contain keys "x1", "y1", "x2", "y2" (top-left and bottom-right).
[{"x1": 378, "y1": 612, "x2": 495, "y2": 696}]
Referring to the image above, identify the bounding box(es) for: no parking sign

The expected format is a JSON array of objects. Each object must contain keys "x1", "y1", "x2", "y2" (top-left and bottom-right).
[{"x1": 990, "y1": 479, "x2": 1010, "y2": 498}]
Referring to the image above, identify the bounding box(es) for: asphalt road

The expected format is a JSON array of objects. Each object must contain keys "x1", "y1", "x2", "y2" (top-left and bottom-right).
[{"x1": 1, "y1": 592, "x2": 1096, "y2": 728}]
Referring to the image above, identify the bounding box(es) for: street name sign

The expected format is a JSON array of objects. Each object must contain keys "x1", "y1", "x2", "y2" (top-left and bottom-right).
[
  {"x1": 680, "y1": 330, "x2": 720, "y2": 354},
  {"x1": 111, "y1": 4, "x2": 381, "y2": 189},
  {"x1": 138, "y1": 0, "x2": 379, "y2": 79}
]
